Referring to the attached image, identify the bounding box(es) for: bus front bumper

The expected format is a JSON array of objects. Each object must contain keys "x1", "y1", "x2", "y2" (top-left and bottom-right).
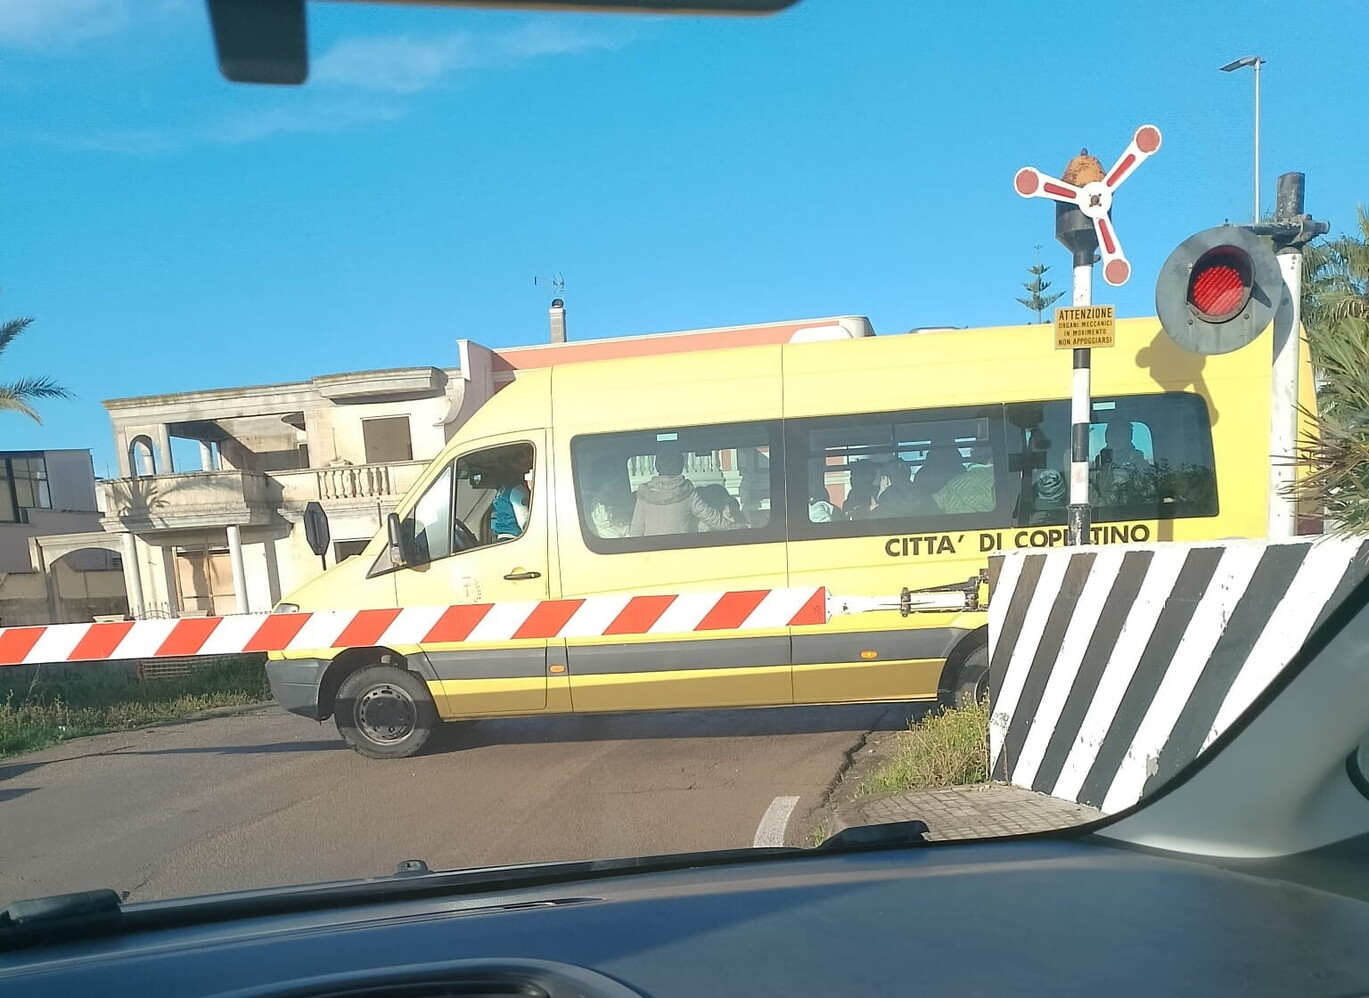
[{"x1": 266, "y1": 658, "x2": 327, "y2": 720}]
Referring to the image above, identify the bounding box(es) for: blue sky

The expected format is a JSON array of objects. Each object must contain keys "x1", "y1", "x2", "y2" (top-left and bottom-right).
[{"x1": 2, "y1": 0, "x2": 1364, "y2": 476}]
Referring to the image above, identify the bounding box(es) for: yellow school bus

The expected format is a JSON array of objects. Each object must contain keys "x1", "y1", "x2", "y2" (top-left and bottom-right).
[{"x1": 267, "y1": 316, "x2": 1316, "y2": 757}]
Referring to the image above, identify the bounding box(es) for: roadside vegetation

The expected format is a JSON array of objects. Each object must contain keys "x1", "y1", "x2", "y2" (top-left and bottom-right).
[
  {"x1": 1295, "y1": 206, "x2": 1369, "y2": 531},
  {"x1": 859, "y1": 697, "x2": 991, "y2": 796},
  {"x1": 0, "y1": 656, "x2": 271, "y2": 758}
]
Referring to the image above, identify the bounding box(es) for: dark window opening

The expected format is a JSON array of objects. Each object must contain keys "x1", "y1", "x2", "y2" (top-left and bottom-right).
[{"x1": 362, "y1": 416, "x2": 413, "y2": 464}]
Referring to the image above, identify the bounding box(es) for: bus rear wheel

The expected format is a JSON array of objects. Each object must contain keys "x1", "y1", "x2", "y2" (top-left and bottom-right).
[
  {"x1": 943, "y1": 645, "x2": 989, "y2": 710},
  {"x1": 335, "y1": 665, "x2": 437, "y2": 760}
]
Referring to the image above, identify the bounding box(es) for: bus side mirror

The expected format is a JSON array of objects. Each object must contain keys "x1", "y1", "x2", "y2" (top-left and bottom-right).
[{"x1": 386, "y1": 512, "x2": 408, "y2": 568}]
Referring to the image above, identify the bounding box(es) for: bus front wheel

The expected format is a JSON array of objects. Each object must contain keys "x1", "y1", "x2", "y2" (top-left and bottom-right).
[{"x1": 335, "y1": 665, "x2": 438, "y2": 760}]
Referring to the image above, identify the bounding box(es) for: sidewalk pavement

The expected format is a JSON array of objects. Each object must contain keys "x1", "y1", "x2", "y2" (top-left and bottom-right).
[{"x1": 831, "y1": 782, "x2": 1101, "y2": 841}]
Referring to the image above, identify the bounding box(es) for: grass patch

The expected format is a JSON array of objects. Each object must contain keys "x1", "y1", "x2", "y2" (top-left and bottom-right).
[
  {"x1": 0, "y1": 656, "x2": 271, "y2": 758},
  {"x1": 858, "y1": 698, "x2": 990, "y2": 796}
]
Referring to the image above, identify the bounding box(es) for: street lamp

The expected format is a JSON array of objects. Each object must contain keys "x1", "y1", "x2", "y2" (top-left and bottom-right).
[{"x1": 1220, "y1": 55, "x2": 1265, "y2": 223}]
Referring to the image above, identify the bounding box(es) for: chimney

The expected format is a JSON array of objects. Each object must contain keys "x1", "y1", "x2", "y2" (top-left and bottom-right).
[{"x1": 549, "y1": 298, "x2": 567, "y2": 344}]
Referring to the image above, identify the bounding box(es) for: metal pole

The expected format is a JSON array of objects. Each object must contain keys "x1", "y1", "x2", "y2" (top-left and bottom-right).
[
  {"x1": 1068, "y1": 264, "x2": 1093, "y2": 546},
  {"x1": 226, "y1": 524, "x2": 249, "y2": 614},
  {"x1": 1253, "y1": 59, "x2": 1262, "y2": 222},
  {"x1": 1267, "y1": 172, "x2": 1305, "y2": 539},
  {"x1": 120, "y1": 531, "x2": 144, "y2": 619}
]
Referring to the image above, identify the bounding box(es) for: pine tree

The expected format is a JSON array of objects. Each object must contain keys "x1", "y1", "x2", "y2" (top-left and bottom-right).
[{"x1": 1016, "y1": 246, "x2": 1065, "y2": 323}]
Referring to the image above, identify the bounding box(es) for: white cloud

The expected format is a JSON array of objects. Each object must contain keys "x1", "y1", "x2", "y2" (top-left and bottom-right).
[
  {"x1": 203, "y1": 99, "x2": 406, "y2": 144},
  {"x1": 312, "y1": 21, "x2": 626, "y2": 94},
  {"x1": 59, "y1": 128, "x2": 179, "y2": 155},
  {"x1": 312, "y1": 34, "x2": 477, "y2": 95},
  {"x1": 48, "y1": 98, "x2": 408, "y2": 153},
  {"x1": 0, "y1": 0, "x2": 128, "y2": 50},
  {"x1": 31, "y1": 17, "x2": 630, "y2": 153}
]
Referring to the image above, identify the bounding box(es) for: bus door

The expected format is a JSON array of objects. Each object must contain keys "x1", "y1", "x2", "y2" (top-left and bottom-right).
[{"x1": 392, "y1": 432, "x2": 550, "y2": 715}]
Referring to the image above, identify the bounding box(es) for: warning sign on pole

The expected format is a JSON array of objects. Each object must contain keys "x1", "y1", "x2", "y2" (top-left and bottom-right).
[{"x1": 1054, "y1": 305, "x2": 1115, "y2": 350}]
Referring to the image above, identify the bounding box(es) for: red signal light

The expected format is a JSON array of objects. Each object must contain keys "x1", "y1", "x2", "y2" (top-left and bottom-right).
[{"x1": 1186, "y1": 246, "x2": 1253, "y2": 322}]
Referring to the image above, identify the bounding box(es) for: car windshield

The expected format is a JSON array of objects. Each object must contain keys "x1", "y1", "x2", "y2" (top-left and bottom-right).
[{"x1": 0, "y1": 0, "x2": 1365, "y2": 907}]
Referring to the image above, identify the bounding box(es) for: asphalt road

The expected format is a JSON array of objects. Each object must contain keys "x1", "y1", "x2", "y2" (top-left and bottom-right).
[{"x1": 0, "y1": 701, "x2": 920, "y2": 905}]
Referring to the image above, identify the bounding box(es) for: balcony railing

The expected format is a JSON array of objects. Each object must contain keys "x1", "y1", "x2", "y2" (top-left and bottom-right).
[
  {"x1": 99, "y1": 461, "x2": 430, "y2": 531},
  {"x1": 274, "y1": 460, "x2": 428, "y2": 504}
]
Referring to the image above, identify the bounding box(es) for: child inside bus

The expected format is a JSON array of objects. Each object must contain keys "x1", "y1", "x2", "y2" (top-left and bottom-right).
[
  {"x1": 843, "y1": 460, "x2": 880, "y2": 520},
  {"x1": 629, "y1": 446, "x2": 733, "y2": 536}
]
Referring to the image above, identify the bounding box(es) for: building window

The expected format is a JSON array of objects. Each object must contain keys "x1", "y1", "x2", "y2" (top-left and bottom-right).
[
  {"x1": 174, "y1": 547, "x2": 235, "y2": 616},
  {"x1": 362, "y1": 416, "x2": 413, "y2": 464},
  {"x1": 571, "y1": 421, "x2": 782, "y2": 553},
  {"x1": 1006, "y1": 392, "x2": 1218, "y2": 525},
  {"x1": 1, "y1": 454, "x2": 51, "y2": 523}
]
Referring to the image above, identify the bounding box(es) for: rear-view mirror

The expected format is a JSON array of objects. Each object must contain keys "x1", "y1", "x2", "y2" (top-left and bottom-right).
[
  {"x1": 386, "y1": 512, "x2": 409, "y2": 568},
  {"x1": 206, "y1": 0, "x2": 800, "y2": 85}
]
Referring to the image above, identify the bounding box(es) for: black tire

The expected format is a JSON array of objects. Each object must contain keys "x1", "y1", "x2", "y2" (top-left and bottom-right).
[
  {"x1": 943, "y1": 644, "x2": 989, "y2": 710},
  {"x1": 334, "y1": 665, "x2": 438, "y2": 760}
]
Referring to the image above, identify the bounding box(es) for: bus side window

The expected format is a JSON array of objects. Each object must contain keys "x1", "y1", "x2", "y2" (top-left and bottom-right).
[
  {"x1": 1006, "y1": 392, "x2": 1217, "y2": 526},
  {"x1": 404, "y1": 463, "x2": 455, "y2": 565},
  {"x1": 456, "y1": 443, "x2": 535, "y2": 546},
  {"x1": 570, "y1": 421, "x2": 782, "y2": 552},
  {"x1": 790, "y1": 405, "x2": 1004, "y2": 539}
]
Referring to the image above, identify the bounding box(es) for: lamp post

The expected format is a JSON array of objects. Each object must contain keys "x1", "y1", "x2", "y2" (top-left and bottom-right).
[{"x1": 1220, "y1": 55, "x2": 1265, "y2": 222}]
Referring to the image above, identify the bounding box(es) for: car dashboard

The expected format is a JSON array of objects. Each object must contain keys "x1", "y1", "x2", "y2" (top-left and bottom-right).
[{"x1": 3, "y1": 834, "x2": 1369, "y2": 998}]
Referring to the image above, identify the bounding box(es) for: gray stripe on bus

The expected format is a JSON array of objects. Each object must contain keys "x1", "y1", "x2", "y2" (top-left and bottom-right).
[
  {"x1": 791, "y1": 628, "x2": 962, "y2": 667},
  {"x1": 425, "y1": 647, "x2": 546, "y2": 681},
  {"x1": 567, "y1": 637, "x2": 791, "y2": 676}
]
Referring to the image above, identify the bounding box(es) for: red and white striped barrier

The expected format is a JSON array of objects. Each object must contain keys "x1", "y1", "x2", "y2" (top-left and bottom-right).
[{"x1": 0, "y1": 587, "x2": 830, "y2": 668}]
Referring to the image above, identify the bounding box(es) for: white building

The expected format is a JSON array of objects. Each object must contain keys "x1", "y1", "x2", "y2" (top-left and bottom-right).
[
  {"x1": 88, "y1": 366, "x2": 463, "y2": 617},
  {"x1": 0, "y1": 449, "x2": 127, "y2": 626}
]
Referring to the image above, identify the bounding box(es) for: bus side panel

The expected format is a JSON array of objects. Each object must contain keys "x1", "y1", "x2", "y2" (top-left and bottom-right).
[
  {"x1": 790, "y1": 612, "x2": 964, "y2": 703},
  {"x1": 563, "y1": 632, "x2": 793, "y2": 712},
  {"x1": 550, "y1": 350, "x2": 793, "y2": 710}
]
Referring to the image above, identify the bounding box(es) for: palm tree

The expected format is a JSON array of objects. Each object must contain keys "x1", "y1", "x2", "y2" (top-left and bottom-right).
[
  {"x1": 0, "y1": 316, "x2": 72, "y2": 423},
  {"x1": 1304, "y1": 205, "x2": 1369, "y2": 333},
  {"x1": 1294, "y1": 207, "x2": 1369, "y2": 532}
]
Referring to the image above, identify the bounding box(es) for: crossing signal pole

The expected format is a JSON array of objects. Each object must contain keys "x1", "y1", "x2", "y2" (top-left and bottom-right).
[
  {"x1": 1014, "y1": 125, "x2": 1163, "y2": 546},
  {"x1": 1155, "y1": 173, "x2": 1328, "y2": 537}
]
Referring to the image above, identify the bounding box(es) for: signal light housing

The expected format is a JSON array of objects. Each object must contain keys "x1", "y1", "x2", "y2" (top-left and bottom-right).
[
  {"x1": 1156, "y1": 225, "x2": 1283, "y2": 355},
  {"x1": 1187, "y1": 246, "x2": 1253, "y2": 321}
]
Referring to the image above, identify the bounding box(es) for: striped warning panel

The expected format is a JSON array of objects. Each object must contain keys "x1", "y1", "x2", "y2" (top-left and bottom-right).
[
  {"x1": 988, "y1": 537, "x2": 1369, "y2": 815},
  {"x1": 0, "y1": 587, "x2": 830, "y2": 668}
]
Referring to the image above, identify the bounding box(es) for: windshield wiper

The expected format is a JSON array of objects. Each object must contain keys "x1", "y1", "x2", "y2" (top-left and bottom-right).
[
  {"x1": 815, "y1": 820, "x2": 930, "y2": 850},
  {"x1": 0, "y1": 889, "x2": 123, "y2": 949},
  {"x1": 0, "y1": 827, "x2": 933, "y2": 951}
]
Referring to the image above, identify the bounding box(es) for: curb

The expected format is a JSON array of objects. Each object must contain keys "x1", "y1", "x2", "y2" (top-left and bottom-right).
[
  {"x1": 830, "y1": 782, "x2": 1101, "y2": 841},
  {"x1": 134, "y1": 700, "x2": 278, "y2": 731}
]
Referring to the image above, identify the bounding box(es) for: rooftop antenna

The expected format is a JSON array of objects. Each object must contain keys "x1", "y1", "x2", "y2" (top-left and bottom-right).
[
  {"x1": 534, "y1": 273, "x2": 566, "y2": 298},
  {"x1": 535, "y1": 274, "x2": 569, "y2": 343}
]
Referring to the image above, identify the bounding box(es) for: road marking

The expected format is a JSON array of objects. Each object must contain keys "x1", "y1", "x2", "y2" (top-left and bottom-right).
[{"x1": 753, "y1": 795, "x2": 800, "y2": 848}]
